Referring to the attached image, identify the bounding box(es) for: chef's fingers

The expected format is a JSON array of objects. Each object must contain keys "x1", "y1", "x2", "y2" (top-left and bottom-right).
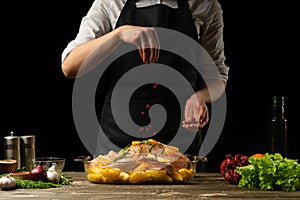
[
  {"x1": 155, "y1": 48, "x2": 160, "y2": 62},
  {"x1": 183, "y1": 92, "x2": 210, "y2": 132},
  {"x1": 156, "y1": 30, "x2": 160, "y2": 62},
  {"x1": 139, "y1": 31, "x2": 149, "y2": 63},
  {"x1": 183, "y1": 106, "x2": 200, "y2": 133},
  {"x1": 150, "y1": 29, "x2": 160, "y2": 62},
  {"x1": 141, "y1": 30, "x2": 151, "y2": 63},
  {"x1": 182, "y1": 120, "x2": 199, "y2": 133},
  {"x1": 146, "y1": 32, "x2": 156, "y2": 63},
  {"x1": 140, "y1": 48, "x2": 157, "y2": 63},
  {"x1": 142, "y1": 28, "x2": 159, "y2": 63},
  {"x1": 184, "y1": 104, "x2": 194, "y2": 124},
  {"x1": 142, "y1": 48, "x2": 149, "y2": 63},
  {"x1": 134, "y1": 37, "x2": 144, "y2": 62},
  {"x1": 119, "y1": 26, "x2": 160, "y2": 63},
  {"x1": 147, "y1": 48, "x2": 156, "y2": 63},
  {"x1": 184, "y1": 94, "x2": 199, "y2": 123},
  {"x1": 149, "y1": 48, "x2": 156, "y2": 63},
  {"x1": 138, "y1": 48, "x2": 143, "y2": 61},
  {"x1": 198, "y1": 110, "x2": 209, "y2": 128}
]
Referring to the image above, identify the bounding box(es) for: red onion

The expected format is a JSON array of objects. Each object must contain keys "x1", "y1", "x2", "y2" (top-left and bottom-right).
[{"x1": 29, "y1": 164, "x2": 48, "y2": 182}]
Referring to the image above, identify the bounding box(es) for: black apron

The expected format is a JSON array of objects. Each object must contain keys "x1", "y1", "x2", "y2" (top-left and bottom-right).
[{"x1": 96, "y1": 0, "x2": 204, "y2": 155}]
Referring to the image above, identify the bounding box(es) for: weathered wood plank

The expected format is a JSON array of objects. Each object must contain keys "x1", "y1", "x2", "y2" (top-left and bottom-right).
[{"x1": 1, "y1": 172, "x2": 299, "y2": 200}]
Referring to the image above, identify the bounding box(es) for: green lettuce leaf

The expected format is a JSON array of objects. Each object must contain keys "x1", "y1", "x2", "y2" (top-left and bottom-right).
[{"x1": 236, "y1": 153, "x2": 300, "y2": 191}]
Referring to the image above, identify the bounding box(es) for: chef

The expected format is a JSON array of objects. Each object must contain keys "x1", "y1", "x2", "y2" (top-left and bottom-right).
[{"x1": 61, "y1": 0, "x2": 229, "y2": 157}]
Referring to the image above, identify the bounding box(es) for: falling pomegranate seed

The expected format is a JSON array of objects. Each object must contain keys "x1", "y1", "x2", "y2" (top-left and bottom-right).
[
  {"x1": 146, "y1": 104, "x2": 151, "y2": 109},
  {"x1": 153, "y1": 83, "x2": 158, "y2": 89},
  {"x1": 139, "y1": 128, "x2": 144, "y2": 132},
  {"x1": 141, "y1": 111, "x2": 145, "y2": 116}
]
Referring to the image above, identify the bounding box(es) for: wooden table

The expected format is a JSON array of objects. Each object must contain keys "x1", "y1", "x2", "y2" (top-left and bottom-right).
[{"x1": 1, "y1": 172, "x2": 300, "y2": 200}]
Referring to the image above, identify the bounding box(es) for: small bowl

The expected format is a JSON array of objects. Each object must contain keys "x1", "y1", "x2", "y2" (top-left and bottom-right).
[
  {"x1": 0, "y1": 159, "x2": 18, "y2": 174},
  {"x1": 32, "y1": 157, "x2": 65, "y2": 174},
  {"x1": 12, "y1": 171, "x2": 31, "y2": 180}
]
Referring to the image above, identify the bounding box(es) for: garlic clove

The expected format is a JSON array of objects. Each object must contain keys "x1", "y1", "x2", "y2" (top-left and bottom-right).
[
  {"x1": 46, "y1": 170, "x2": 61, "y2": 183},
  {"x1": 0, "y1": 174, "x2": 17, "y2": 189}
]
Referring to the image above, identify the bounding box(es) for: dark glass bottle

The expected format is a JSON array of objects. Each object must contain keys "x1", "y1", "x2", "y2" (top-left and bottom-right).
[{"x1": 270, "y1": 96, "x2": 287, "y2": 157}]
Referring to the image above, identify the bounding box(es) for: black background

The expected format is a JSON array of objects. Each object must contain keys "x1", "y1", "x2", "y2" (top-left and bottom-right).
[{"x1": 0, "y1": 0, "x2": 298, "y2": 172}]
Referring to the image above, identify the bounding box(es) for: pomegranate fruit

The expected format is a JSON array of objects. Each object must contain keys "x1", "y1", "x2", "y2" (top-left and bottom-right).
[
  {"x1": 219, "y1": 154, "x2": 236, "y2": 176},
  {"x1": 233, "y1": 154, "x2": 250, "y2": 167},
  {"x1": 220, "y1": 153, "x2": 249, "y2": 185}
]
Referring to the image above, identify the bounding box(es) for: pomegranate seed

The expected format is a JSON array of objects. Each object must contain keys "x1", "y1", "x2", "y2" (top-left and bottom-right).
[{"x1": 153, "y1": 83, "x2": 158, "y2": 89}]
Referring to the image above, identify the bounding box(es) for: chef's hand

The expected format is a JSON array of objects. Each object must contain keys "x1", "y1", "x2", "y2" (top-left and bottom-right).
[
  {"x1": 182, "y1": 92, "x2": 209, "y2": 132},
  {"x1": 118, "y1": 25, "x2": 160, "y2": 63}
]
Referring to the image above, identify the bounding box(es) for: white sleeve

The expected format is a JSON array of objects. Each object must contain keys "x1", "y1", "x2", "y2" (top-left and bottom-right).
[{"x1": 61, "y1": 0, "x2": 117, "y2": 63}]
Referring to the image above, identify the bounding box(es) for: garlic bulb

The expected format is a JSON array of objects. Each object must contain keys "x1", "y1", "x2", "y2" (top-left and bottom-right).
[
  {"x1": 0, "y1": 174, "x2": 17, "y2": 189},
  {"x1": 46, "y1": 163, "x2": 61, "y2": 183}
]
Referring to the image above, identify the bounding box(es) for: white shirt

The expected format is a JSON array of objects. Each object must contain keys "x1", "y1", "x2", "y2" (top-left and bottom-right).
[{"x1": 62, "y1": 0, "x2": 229, "y2": 81}]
